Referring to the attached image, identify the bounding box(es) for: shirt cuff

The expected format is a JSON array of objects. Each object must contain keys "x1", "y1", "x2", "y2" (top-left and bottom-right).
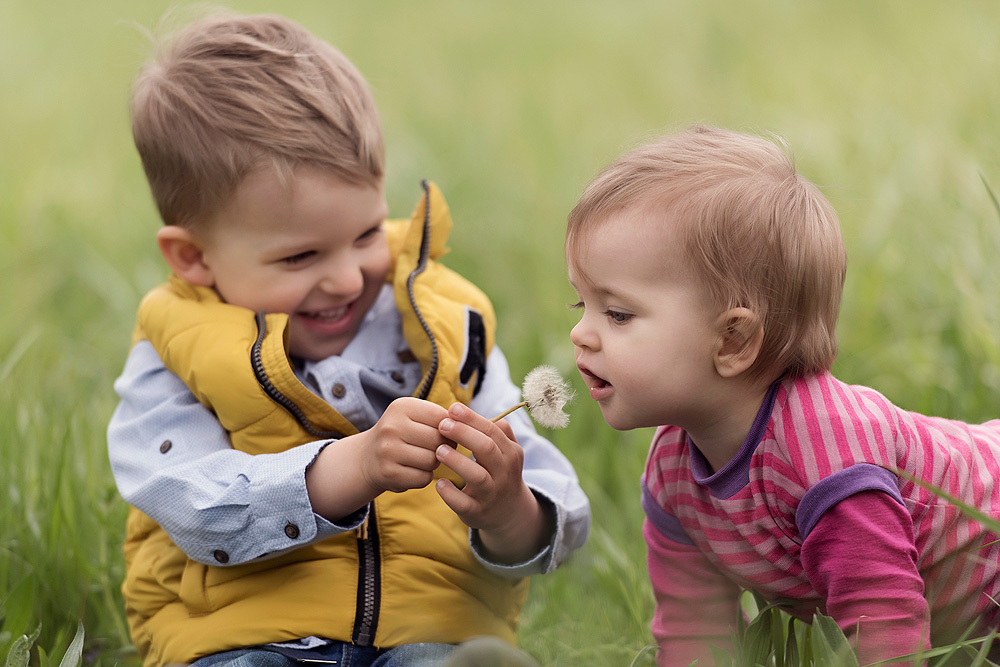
[{"x1": 468, "y1": 490, "x2": 558, "y2": 577}]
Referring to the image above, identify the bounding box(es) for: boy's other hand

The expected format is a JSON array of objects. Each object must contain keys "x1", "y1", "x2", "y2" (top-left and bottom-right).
[{"x1": 435, "y1": 403, "x2": 554, "y2": 564}]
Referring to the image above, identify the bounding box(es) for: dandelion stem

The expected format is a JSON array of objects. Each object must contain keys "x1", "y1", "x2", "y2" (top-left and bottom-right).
[{"x1": 491, "y1": 401, "x2": 528, "y2": 422}]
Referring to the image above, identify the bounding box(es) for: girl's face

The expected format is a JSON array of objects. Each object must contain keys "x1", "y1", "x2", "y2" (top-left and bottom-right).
[
  {"x1": 567, "y1": 212, "x2": 725, "y2": 432},
  {"x1": 193, "y1": 167, "x2": 391, "y2": 361}
]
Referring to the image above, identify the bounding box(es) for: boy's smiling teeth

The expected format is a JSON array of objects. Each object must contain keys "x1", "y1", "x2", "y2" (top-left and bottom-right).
[{"x1": 303, "y1": 304, "x2": 350, "y2": 321}]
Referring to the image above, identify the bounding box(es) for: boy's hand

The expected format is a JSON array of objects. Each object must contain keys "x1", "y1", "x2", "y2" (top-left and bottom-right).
[
  {"x1": 306, "y1": 397, "x2": 448, "y2": 521},
  {"x1": 359, "y1": 397, "x2": 450, "y2": 494},
  {"x1": 435, "y1": 403, "x2": 554, "y2": 564}
]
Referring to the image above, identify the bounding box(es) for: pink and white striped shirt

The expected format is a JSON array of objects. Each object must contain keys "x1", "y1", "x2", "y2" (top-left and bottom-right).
[{"x1": 643, "y1": 371, "x2": 1000, "y2": 665}]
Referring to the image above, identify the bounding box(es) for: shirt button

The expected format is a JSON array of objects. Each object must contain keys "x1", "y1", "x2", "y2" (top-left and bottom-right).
[
  {"x1": 159, "y1": 440, "x2": 172, "y2": 454},
  {"x1": 284, "y1": 523, "x2": 300, "y2": 539},
  {"x1": 213, "y1": 550, "x2": 230, "y2": 564},
  {"x1": 390, "y1": 371, "x2": 405, "y2": 384},
  {"x1": 331, "y1": 383, "x2": 347, "y2": 399}
]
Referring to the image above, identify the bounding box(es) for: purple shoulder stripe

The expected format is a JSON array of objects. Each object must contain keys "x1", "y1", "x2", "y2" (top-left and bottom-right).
[
  {"x1": 795, "y1": 463, "x2": 902, "y2": 538},
  {"x1": 641, "y1": 475, "x2": 694, "y2": 545}
]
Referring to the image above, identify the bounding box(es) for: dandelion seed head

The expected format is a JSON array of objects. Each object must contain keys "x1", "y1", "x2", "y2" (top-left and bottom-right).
[{"x1": 521, "y1": 365, "x2": 574, "y2": 429}]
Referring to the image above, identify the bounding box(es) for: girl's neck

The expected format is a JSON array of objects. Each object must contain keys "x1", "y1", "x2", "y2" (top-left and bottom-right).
[{"x1": 688, "y1": 379, "x2": 774, "y2": 474}]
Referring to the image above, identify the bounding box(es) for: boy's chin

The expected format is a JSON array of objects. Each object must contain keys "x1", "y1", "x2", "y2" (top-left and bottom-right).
[{"x1": 287, "y1": 335, "x2": 352, "y2": 361}]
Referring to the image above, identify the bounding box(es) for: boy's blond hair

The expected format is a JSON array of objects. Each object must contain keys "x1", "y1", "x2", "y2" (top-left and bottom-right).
[
  {"x1": 131, "y1": 12, "x2": 384, "y2": 227},
  {"x1": 567, "y1": 125, "x2": 847, "y2": 384}
]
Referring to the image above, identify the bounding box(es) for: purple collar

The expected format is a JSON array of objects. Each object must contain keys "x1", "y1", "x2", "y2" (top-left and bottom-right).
[{"x1": 688, "y1": 382, "x2": 780, "y2": 499}]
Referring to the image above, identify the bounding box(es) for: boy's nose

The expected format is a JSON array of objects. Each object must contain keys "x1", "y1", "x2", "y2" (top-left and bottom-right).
[{"x1": 319, "y1": 261, "x2": 364, "y2": 297}]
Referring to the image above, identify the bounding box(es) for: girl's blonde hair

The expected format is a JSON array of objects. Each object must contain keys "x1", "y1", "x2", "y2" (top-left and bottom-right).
[
  {"x1": 567, "y1": 125, "x2": 847, "y2": 383},
  {"x1": 131, "y1": 12, "x2": 385, "y2": 227}
]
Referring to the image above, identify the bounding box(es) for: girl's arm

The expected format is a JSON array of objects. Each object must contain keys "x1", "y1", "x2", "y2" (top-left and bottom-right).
[
  {"x1": 801, "y1": 490, "x2": 929, "y2": 665},
  {"x1": 645, "y1": 518, "x2": 742, "y2": 666}
]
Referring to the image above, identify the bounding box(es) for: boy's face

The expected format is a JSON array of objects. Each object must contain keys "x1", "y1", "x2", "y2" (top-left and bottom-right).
[
  {"x1": 567, "y1": 211, "x2": 724, "y2": 432},
  {"x1": 195, "y1": 166, "x2": 390, "y2": 361}
]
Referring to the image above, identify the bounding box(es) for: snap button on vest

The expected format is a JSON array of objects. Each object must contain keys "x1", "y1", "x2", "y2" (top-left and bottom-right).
[
  {"x1": 331, "y1": 383, "x2": 346, "y2": 399},
  {"x1": 213, "y1": 550, "x2": 229, "y2": 564},
  {"x1": 390, "y1": 371, "x2": 405, "y2": 384},
  {"x1": 159, "y1": 440, "x2": 172, "y2": 454},
  {"x1": 284, "y1": 523, "x2": 300, "y2": 539}
]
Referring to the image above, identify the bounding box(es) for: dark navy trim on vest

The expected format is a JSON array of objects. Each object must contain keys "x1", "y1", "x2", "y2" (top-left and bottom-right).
[{"x1": 458, "y1": 307, "x2": 487, "y2": 396}]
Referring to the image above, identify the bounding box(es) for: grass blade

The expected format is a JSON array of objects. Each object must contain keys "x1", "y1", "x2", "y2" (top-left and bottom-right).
[
  {"x1": 811, "y1": 613, "x2": 858, "y2": 667},
  {"x1": 980, "y1": 172, "x2": 1000, "y2": 222},
  {"x1": 57, "y1": 623, "x2": 84, "y2": 667},
  {"x1": 4, "y1": 625, "x2": 40, "y2": 667}
]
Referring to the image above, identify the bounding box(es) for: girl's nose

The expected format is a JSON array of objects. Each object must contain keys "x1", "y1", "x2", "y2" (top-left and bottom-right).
[{"x1": 569, "y1": 318, "x2": 597, "y2": 350}]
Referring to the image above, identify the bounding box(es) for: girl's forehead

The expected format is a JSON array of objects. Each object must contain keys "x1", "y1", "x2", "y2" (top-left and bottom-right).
[
  {"x1": 567, "y1": 212, "x2": 701, "y2": 292},
  {"x1": 569, "y1": 211, "x2": 679, "y2": 259}
]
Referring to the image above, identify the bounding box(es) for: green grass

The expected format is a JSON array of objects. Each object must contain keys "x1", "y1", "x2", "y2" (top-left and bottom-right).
[{"x1": 2, "y1": 0, "x2": 1000, "y2": 664}]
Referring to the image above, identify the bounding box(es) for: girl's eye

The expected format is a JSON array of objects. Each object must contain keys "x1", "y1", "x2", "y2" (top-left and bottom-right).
[
  {"x1": 282, "y1": 250, "x2": 316, "y2": 265},
  {"x1": 604, "y1": 309, "x2": 632, "y2": 324},
  {"x1": 569, "y1": 301, "x2": 584, "y2": 310}
]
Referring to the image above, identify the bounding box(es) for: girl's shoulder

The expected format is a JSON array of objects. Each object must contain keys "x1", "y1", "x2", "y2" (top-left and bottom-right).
[{"x1": 763, "y1": 371, "x2": 902, "y2": 486}]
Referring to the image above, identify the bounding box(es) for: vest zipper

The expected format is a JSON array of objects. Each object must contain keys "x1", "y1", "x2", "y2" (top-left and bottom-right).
[
  {"x1": 409, "y1": 180, "x2": 438, "y2": 400},
  {"x1": 251, "y1": 312, "x2": 344, "y2": 439},
  {"x1": 352, "y1": 504, "x2": 381, "y2": 646}
]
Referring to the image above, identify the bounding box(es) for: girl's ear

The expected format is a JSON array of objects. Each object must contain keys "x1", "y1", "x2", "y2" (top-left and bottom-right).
[
  {"x1": 713, "y1": 307, "x2": 764, "y2": 378},
  {"x1": 156, "y1": 226, "x2": 215, "y2": 287}
]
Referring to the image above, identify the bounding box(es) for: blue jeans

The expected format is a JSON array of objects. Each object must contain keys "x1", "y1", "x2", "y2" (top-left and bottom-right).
[{"x1": 190, "y1": 642, "x2": 456, "y2": 667}]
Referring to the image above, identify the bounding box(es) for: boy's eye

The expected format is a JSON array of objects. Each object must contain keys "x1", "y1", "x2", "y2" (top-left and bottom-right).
[
  {"x1": 604, "y1": 309, "x2": 632, "y2": 324},
  {"x1": 356, "y1": 224, "x2": 383, "y2": 244},
  {"x1": 569, "y1": 300, "x2": 584, "y2": 310},
  {"x1": 282, "y1": 250, "x2": 316, "y2": 265}
]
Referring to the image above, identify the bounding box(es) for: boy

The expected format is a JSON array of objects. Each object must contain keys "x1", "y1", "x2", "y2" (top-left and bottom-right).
[
  {"x1": 108, "y1": 12, "x2": 589, "y2": 667},
  {"x1": 565, "y1": 125, "x2": 1000, "y2": 665}
]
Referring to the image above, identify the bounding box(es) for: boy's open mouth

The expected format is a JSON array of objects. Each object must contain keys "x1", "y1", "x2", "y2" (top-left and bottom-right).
[
  {"x1": 296, "y1": 301, "x2": 357, "y2": 337},
  {"x1": 301, "y1": 304, "x2": 351, "y2": 323}
]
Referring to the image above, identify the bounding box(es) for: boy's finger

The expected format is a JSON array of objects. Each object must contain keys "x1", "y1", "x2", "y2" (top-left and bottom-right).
[
  {"x1": 435, "y1": 477, "x2": 479, "y2": 517},
  {"x1": 392, "y1": 396, "x2": 450, "y2": 427},
  {"x1": 447, "y1": 402, "x2": 492, "y2": 427},
  {"x1": 438, "y1": 417, "x2": 503, "y2": 470},
  {"x1": 492, "y1": 417, "x2": 516, "y2": 442},
  {"x1": 445, "y1": 402, "x2": 514, "y2": 448},
  {"x1": 436, "y1": 444, "x2": 490, "y2": 488}
]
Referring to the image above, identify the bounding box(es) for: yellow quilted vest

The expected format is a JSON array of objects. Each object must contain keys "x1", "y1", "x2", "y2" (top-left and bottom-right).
[{"x1": 121, "y1": 182, "x2": 528, "y2": 667}]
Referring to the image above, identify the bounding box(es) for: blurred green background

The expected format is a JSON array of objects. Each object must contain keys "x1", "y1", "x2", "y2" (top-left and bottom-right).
[{"x1": 2, "y1": 1, "x2": 999, "y2": 664}]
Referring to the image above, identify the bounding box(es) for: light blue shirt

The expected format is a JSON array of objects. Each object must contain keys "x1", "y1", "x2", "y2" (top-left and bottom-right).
[{"x1": 108, "y1": 286, "x2": 590, "y2": 581}]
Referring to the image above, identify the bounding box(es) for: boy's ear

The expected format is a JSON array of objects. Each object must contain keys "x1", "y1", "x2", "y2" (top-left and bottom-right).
[
  {"x1": 713, "y1": 307, "x2": 764, "y2": 378},
  {"x1": 156, "y1": 226, "x2": 215, "y2": 287}
]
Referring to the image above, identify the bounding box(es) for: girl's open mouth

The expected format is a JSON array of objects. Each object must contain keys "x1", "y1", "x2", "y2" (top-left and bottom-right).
[{"x1": 578, "y1": 365, "x2": 613, "y2": 401}]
